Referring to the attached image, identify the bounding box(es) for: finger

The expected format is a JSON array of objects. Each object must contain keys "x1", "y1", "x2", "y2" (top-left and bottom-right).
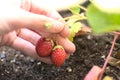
[
  {"x1": 13, "y1": 9, "x2": 65, "y2": 32},
  {"x1": 29, "y1": 0, "x2": 70, "y2": 37},
  {"x1": 0, "y1": 8, "x2": 65, "y2": 35},
  {"x1": 59, "y1": 25, "x2": 70, "y2": 38},
  {"x1": 18, "y1": 28, "x2": 41, "y2": 45},
  {"x1": 11, "y1": 37, "x2": 53, "y2": 64},
  {"x1": 54, "y1": 35, "x2": 76, "y2": 54},
  {"x1": 30, "y1": 0, "x2": 63, "y2": 20},
  {"x1": 18, "y1": 28, "x2": 55, "y2": 45},
  {"x1": 0, "y1": 31, "x2": 17, "y2": 46}
]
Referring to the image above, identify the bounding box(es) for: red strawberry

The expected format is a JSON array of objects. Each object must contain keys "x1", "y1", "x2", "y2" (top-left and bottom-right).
[
  {"x1": 36, "y1": 38, "x2": 54, "y2": 57},
  {"x1": 51, "y1": 45, "x2": 67, "y2": 67}
]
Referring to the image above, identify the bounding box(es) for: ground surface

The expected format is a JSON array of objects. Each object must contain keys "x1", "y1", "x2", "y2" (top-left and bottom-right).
[{"x1": 0, "y1": 33, "x2": 120, "y2": 80}]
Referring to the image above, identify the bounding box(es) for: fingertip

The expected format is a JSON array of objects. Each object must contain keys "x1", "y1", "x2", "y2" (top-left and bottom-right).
[
  {"x1": 56, "y1": 36, "x2": 76, "y2": 54},
  {"x1": 48, "y1": 21, "x2": 70, "y2": 37},
  {"x1": 67, "y1": 40, "x2": 76, "y2": 54},
  {"x1": 47, "y1": 21, "x2": 65, "y2": 33}
]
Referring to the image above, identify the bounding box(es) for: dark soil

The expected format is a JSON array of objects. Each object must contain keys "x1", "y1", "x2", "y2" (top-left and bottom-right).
[{"x1": 0, "y1": 33, "x2": 120, "y2": 80}]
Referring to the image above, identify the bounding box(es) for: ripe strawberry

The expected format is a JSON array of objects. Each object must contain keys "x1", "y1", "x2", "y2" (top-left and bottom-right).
[
  {"x1": 51, "y1": 45, "x2": 67, "y2": 67},
  {"x1": 36, "y1": 38, "x2": 54, "y2": 57}
]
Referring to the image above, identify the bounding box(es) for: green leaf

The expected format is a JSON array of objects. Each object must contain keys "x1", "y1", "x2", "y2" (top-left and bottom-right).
[
  {"x1": 86, "y1": 4, "x2": 120, "y2": 34},
  {"x1": 90, "y1": 0, "x2": 120, "y2": 14},
  {"x1": 69, "y1": 4, "x2": 80, "y2": 14},
  {"x1": 68, "y1": 22, "x2": 82, "y2": 41},
  {"x1": 72, "y1": 22, "x2": 82, "y2": 32},
  {"x1": 67, "y1": 18, "x2": 79, "y2": 27}
]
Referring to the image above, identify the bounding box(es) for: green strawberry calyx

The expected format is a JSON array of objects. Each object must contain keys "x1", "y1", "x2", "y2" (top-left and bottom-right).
[
  {"x1": 45, "y1": 38, "x2": 55, "y2": 47},
  {"x1": 53, "y1": 45, "x2": 64, "y2": 51}
]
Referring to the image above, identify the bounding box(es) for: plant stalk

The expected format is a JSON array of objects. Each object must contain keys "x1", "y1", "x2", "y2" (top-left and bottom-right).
[{"x1": 99, "y1": 33, "x2": 119, "y2": 80}]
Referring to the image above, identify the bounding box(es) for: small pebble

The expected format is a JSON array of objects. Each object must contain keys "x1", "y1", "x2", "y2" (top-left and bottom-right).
[
  {"x1": 37, "y1": 62, "x2": 41, "y2": 65},
  {"x1": 30, "y1": 58, "x2": 35, "y2": 62},
  {"x1": 87, "y1": 35, "x2": 91, "y2": 39},
  {"x1": 15, "y1": 69, "x2": 18, "y2": 72},
  {"x1": 0, "y1": 51, "x2": 6, "y2": 59},
  {"x1": 1, "y1": 59, "x2": 5, "y2": 62},
  {"x1": 14, "y1": 66, "x2": 20, "y2": 72},
  {"x1": 66, "y1": 67, "x2": 72, "y2": 72},
  {"x1": 20, "y1": 54, "x2": 24, "y2": 58},
  {"x1": 101, "y1": 55, "x2": 106, "y2": 59},
  {"x1": 15, "y1": 54, "x2": 19, "y2": 58},
  {"x1": 105, "y1": 67, "x2": 111, "y2": 73},
  {"x1": 5, "y1": 70, "x2": 10, "y2": 74},
  {"x1": 10, "y1": 59, "x2": 16, "y2": 63}
]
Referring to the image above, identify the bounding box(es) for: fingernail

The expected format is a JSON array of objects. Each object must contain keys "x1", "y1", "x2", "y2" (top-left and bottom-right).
[
  {"x1": 53, "y1": 21, "x2": 65, "y2": 32},
  {"x1": 54, "y1": 21, "x2": 64, "y2": 27},
  {"x1": 45, "y1": 21, "x2": 64, "y2": 31}
]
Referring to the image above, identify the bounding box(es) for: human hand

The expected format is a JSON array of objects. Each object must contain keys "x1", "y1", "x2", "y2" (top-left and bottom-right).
[{"x1": 0, "y1": 0, "x2": 76, "y2": 64}]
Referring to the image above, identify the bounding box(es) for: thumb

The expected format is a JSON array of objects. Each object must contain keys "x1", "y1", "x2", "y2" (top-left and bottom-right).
[{"x1": 0, "y1": 8, "x2": 65, "y2": 35}]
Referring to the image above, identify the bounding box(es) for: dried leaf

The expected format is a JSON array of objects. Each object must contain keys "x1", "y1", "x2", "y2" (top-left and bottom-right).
[
  {"x1": 115, "y1": 50, "x2": 120, "y2": 59},
  {"x1": 75, "y1": 25, "x2": 91, "y2": 36},
  {"x1": 108, "y1": 56, "x2": 120, "y2": 69}
]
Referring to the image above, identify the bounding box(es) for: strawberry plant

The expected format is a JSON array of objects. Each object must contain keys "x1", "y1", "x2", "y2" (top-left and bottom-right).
[
  {"x1": 36, "y1": 1, "x2": 120, "y2": 79},
  {"x1": 35, "y1": 4, "x2": 90, "y2": 67}
]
